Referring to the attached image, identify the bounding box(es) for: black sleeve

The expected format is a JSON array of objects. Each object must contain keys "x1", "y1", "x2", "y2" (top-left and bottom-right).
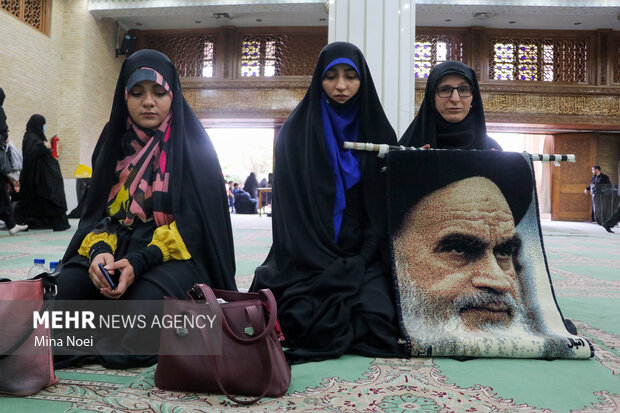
[
  {"x1": 89, "y1": 241, "x2": 114, "y2": 263},
  {"x1": 125, "y1": 246, "x2": 164, "y2": 278}
]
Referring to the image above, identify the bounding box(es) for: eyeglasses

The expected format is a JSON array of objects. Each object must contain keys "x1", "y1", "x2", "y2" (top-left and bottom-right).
[{"x1": 435, "y1": 86, "x2": 472, "y2": 98}]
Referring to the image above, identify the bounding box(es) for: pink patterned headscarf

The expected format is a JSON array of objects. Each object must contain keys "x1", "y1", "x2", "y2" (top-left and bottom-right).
[{"x1": 107, "y1": 67, "x2": 174, "y2": 226}]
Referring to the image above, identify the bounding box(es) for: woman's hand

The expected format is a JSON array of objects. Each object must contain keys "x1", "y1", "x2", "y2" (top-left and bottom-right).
[
  {"x1": 100, "y1": 258, "x2": 135, "y2": 299},
  {"x1": 43, "y1": 140, "x2": 51, "y2": 149},
  {"x1": 89, "y1": 253, "x2": 115, "y2": 291}
]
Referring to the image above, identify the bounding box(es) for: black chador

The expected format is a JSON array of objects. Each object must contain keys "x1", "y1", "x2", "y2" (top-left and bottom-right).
[{"x1": 251, "y1": 42, "x2": 406, "y2": 363}]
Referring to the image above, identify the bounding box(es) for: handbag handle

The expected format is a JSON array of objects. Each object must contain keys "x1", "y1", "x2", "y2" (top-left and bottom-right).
[
  {"x1": 0, "y1": 276, "x2": 57, "y2": 359},
  {"x1": 189, "y1": 285, "x2": 283, "y2": 404},
  {"x1": 187, "y1": 306, "x2": 278, "y2": 405},
  {"x1": 192, "y1": 284, "x2": 279, "y2": 344}
]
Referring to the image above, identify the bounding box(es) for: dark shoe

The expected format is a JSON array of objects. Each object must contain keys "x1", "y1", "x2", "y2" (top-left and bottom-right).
[{"x1": 603, "y1": 225, "x2": 614, "y2": 233}]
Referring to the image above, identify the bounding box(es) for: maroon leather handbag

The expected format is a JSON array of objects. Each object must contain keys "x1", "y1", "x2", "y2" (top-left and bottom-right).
[
  {"x1": 0, "y1": 274, "x2": 58, "y2": 396},
  {"x1": 155, "y1": 284, "x2": 291, "y2": 405}
]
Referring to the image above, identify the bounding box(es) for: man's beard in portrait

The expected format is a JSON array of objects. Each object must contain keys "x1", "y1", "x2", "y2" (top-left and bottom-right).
[{"x1": 395, "y1": 263, "x2": 564, "y2": 358}]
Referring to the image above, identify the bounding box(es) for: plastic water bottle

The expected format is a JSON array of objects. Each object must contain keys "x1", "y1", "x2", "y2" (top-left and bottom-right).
[
  {"x1": 27, "y1": 258, "x2": 49, "y2": 278},
  {"x1": 49, "y1": 261, "x2": 59, "y2": 274}
]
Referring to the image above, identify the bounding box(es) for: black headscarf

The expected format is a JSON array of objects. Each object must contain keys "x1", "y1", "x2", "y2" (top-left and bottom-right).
[
  {"x1": 252, "y1": 42, "x2": 401, "y2": 361},
  {"x1": 399, "y1": 61, "x2": 500, "y2": 150},
  {"x1": 388, "y1": 150, "x2": 534, "y2": 236},
  {"x1": 25, "y1": 114, "x2": 47, "y2": 141},
  {"x1": 22, "y1": 114, "x2": 47, "y2": 160},
  {"x1": 62, "y1": 49, "x2": 236, "y2": 290},
  {"x1": 243, "y1": 172, "x2": 259, "y2": 199}
]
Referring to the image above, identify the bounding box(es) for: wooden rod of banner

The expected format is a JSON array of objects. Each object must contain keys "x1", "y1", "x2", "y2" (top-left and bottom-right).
[{"x1": 342, "y1": 141, "x2": 576, "y2": 163}]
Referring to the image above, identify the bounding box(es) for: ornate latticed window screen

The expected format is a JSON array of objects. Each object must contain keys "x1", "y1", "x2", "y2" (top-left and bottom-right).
[
  {"x1": 144, "y1": 34, "x2": 216, "y2": 78},
  {"x1": 202, "y1": 40, "x2": 215, "y2": 77},
  {"x1": 1, "y1": 0, "x2": 20, "y2": 16},
  {"x1": 414, "y1": 35, "x2": 463, "y2": 78},
  {"x1": 241, "y1": 35, "x2": 283, "y2": 77},
  {"x1": 278, "y1": 33, "x2": 326, "y2": 76},
  {"x1": 1, "y1": 0, "x2": 49, "y2": 33},
  {"x1": 489, "y1": 37, "x2": 588, "y2": 83},
  {"x1": 493, "y1": 43, "x2": 515, "y2": 80},
  {"x1": 543, "y1": 45, "x2": 554, "y2": 81},
  {"x1": 240, "y1": 33, "x2": 327, "y2": 77},
  {"x1": 264, "y1": 40, "x2": 277, "y2": 76}
]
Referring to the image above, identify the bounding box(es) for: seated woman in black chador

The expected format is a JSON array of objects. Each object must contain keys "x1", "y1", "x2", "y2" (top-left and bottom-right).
[
  {"x1": 234, "y1": 188, "x2": 258, "y2": 214},
  {"x1": 399, "y1": 60, "x2": 501, "y2": 150},
  {"x1": 251, "y1": 42, "x2": 406, "y2": 363},
  {"x1": 243, "y1": 171, "x2": 259, "y2": 199},
  {"x1": 55, "y1": 49, "x2": 236, "y2": 368},
  {"x1": 14, "y1": 114, "x2": 71, "y2": 231}
]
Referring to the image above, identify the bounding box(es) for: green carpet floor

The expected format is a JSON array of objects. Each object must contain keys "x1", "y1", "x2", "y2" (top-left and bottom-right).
[{"x1": 1, "y1": 216, "x2": 619, "y2": 412}]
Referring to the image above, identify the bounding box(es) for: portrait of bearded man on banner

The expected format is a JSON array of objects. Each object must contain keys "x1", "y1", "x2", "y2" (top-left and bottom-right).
[{"x1": 388, "y1": 150, "x2": 592, "y2": 359}]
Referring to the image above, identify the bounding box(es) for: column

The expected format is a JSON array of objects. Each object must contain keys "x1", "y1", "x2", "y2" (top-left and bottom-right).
[{"x1": 327, "y1": 0, "x2": 415, "y2": 137}]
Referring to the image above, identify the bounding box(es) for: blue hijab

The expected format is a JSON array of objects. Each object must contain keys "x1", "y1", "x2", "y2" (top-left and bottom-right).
[{"x1": 320, "y1": 58, "x2": 361, "y2": 240}]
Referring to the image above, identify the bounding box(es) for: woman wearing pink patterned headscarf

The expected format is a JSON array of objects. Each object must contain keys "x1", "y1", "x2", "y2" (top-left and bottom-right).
[{"x1": 56, "y1": 50, "x2": 236, "y2": 368}]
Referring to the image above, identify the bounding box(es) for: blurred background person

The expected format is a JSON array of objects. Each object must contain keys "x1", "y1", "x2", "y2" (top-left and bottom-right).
[
  {"x1": 0, "y1": 87, "x2": 28, "y2": 235},
  {"x1": 243, "y1": 171, "x2": 259, "y2": 200},
  {"x1": 14, "y1": 114, "x2": 70, "y2": 231},
  {"x1": 584, "y1": 165, "x2": 611, "y2": 223},
  {"x1": 227, "y1": 180, "x2": 235, "y2": 213},
  {"x1": 234, "y1": 186, "x2": 258, "y2": 214}
]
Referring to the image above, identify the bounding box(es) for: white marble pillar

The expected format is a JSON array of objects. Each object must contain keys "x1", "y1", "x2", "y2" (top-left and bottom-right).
[{"x1": 328, "y1": 0, "x2": 415, "y2": 137}]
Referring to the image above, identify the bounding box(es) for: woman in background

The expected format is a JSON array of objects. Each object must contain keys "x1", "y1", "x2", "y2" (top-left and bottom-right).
[
  {"x1": 252, "y1": 42, "x2": 406, "y2": 363},
  {"x1": 15, "y1": 114, "x2": 70, "y2": 231},
  {"x1": 243, "y1": 171, "x2": 259, "y2": 200},
  {"x1": 399, "y1": 60, "x2": 501, "y2": 150},
  {"x1": 0, "y1": 88, "x2": 27, "y2": 235}
]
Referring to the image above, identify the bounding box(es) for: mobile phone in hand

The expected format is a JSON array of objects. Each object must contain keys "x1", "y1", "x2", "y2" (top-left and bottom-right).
[{"x1": 98, "y1": 263, "x2": 116, "y2": 290}]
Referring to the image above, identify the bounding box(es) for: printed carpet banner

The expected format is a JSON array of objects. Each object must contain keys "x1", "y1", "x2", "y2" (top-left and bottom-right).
[{"x1": 386, "y1": 149, "x2": 593, "y2": 359}]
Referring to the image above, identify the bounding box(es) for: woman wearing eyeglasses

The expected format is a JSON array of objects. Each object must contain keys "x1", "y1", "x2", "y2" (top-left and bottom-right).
[{"x1": 399, "y1": 60, "x2": 501, "y2": 150}]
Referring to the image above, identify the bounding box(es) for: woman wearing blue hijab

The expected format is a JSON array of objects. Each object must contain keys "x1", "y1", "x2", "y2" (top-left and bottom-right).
[{"x1": 251, "y1": 42, "x2": 406, "y2": 363}]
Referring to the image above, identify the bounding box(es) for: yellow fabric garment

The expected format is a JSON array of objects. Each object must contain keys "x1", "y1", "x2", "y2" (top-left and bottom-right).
[
  {"x1": 148, "y1": 221, "x2": 191, "y2": 262},
  {"x1": 107, "y1": 184, "x2": 130, "y2": 219},
  {"x1": 78, "y1": 232, "x2": 118, "y2": 257}
]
